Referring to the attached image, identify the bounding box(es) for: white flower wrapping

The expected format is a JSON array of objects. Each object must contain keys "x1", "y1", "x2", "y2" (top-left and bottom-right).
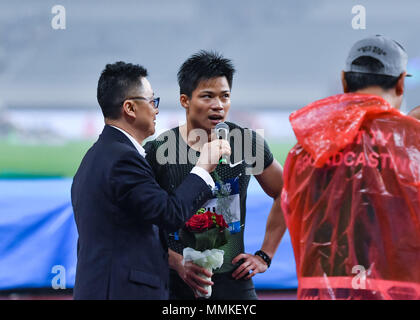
[{"x1": 182, "y1": 247, "x2": 224, "y2": 299}]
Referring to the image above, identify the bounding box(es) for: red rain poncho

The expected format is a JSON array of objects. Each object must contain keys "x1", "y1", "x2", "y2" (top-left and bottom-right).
[{"x1": 281, "y1": 93, "x2": 420, "y2": 300}]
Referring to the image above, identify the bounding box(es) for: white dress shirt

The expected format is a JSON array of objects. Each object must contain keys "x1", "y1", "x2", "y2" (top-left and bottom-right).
[{"x1": 110, "y1": 125, "x2": 215, "y2": 189}]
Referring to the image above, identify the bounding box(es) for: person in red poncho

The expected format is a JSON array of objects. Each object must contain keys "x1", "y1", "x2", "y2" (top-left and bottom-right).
[{"x1": 281, "y1": 35, "x2": 420, "y2": 300}]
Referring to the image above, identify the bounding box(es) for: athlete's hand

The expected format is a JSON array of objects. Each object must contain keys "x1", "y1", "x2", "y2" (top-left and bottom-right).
[
  {"x1": 231, "y1": 253, "x2": 268, "y2": 280},
  {"x1": 177, "y1": 261, "x2": 214, "y2": 297}
]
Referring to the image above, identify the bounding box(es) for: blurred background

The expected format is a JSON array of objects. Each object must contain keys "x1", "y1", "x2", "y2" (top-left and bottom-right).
[{"x1": 1, "y1": 0, "x2": 419, "y2": 299}]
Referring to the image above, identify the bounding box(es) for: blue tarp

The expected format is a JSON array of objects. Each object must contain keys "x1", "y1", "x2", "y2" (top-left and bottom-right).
[{"x1": 0, "y1": 178, "x2": 297, "y2": 291}]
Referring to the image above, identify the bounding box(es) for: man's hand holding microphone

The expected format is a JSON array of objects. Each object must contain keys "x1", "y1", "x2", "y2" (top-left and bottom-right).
[{"x1": 196, "y1": 132, "x2": 231, "y2": 173}]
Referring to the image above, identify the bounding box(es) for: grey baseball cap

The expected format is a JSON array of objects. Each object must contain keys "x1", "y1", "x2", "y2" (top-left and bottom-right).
[{"x1": 345, "y1": 35, "x2": 411, "y2": 77}]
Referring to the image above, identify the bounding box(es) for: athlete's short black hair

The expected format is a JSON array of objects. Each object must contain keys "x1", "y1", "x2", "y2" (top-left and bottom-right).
[
  {"x1": 177, "y1": 50, "x2": 236, "y2": 97},
  {"x1": 97, "y1": 61, "x2": 148, "y2": 119},
  {"x1": 344, "y1": 56, "x2": 400, "y2": 92}
]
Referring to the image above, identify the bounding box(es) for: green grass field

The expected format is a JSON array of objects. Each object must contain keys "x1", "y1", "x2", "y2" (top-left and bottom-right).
[
  {"x1": 0, "y1": 140, "x2": 95, "y2": 178},
  {"x1": 0, "y1": 139, "x2": 295, "y2": 178}
]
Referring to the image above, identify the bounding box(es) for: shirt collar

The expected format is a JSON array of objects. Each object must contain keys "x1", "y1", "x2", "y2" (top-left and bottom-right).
[{"x1": 110, "y1": 125, "x2": 146, "y2": 158}]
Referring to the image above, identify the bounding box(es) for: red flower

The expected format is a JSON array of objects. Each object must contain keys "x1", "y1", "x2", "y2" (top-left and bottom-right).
[
  {"x1": 185, "y1": 212, "x2": 214, "y2": 231},
  {"x1": 181, "y1": 209, "x2": 231, "y2": 250},
  {"x1": 185, "y1": 210, "x2": 229, "y2": 232},
  {"x1": 215, "y1": 214, "x2": 229, "y2": 229}
]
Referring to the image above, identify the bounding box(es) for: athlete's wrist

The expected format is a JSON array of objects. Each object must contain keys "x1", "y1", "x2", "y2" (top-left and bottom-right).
[{"x1": 254, "y1": 250, "x2": 272, "y2": 268}]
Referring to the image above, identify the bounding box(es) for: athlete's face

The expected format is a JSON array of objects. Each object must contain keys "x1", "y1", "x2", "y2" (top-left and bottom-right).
[{"x1": 181, "y1": 76, "x2": 231, "y2": 132}]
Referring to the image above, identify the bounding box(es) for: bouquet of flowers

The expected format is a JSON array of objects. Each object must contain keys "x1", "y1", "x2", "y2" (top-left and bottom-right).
[{"x1": 179, "y1": 208, "x2": 230, "y2": 298}]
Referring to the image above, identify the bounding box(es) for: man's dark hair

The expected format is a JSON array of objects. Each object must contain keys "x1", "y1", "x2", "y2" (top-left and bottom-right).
[
  {"x1": 177, "y1": 50, "x2": 236, "y2": 97},
  {"x1": 97, "y1": 61, "x2": 148, "y2": 119},
  {"x1": 344, "y1": 56, "x2": 400, "y2": 92}
]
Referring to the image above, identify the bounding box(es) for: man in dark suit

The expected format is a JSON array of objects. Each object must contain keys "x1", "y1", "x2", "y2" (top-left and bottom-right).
[{"x1": 71, "y1": 61, "x2": 230, "y2": 300}]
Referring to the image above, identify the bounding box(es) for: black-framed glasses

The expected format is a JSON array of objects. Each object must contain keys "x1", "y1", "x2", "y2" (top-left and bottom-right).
[{"x1": 124, "y1": 96, "x2": 160, "y2": 108}]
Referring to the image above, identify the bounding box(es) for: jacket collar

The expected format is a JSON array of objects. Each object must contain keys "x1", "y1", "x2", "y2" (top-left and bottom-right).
[{"x1": 100, "y1": 125, "x2": 146, "y2": 157}]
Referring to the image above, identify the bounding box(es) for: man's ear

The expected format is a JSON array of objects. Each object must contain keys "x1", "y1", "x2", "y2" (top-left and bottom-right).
[
  {"x1": 122, "y1": 100, "x2": 136, "y2": 119},
  {"x1": 180, "y1": 94, "x2": 190, "y2": 110},
  {"x1": 341, "y1": 71, "x2": 349, "y2": 93},
  {"x1": 395, "y1": 72, "x2": 406, "y2": 96}
]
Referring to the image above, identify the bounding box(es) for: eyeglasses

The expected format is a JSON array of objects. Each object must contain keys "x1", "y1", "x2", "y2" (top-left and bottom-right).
[{"x1": 124, "y1": 96, "x2": 160, "y2": 109}]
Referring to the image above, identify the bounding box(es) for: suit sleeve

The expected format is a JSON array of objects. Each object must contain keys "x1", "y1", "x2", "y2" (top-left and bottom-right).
[{"x1": 110, "y1": 150, "x2": 212, "y2": 232}]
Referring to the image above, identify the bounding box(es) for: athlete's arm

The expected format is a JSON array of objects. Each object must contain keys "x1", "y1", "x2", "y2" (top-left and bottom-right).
[{"x1": 231, "y1": 160, "x2": 287, "y2": 280}]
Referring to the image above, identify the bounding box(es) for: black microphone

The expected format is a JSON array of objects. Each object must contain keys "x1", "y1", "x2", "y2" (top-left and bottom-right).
[{"x1": 215, "y1": 122, "x2": 229, "y2": 164}]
